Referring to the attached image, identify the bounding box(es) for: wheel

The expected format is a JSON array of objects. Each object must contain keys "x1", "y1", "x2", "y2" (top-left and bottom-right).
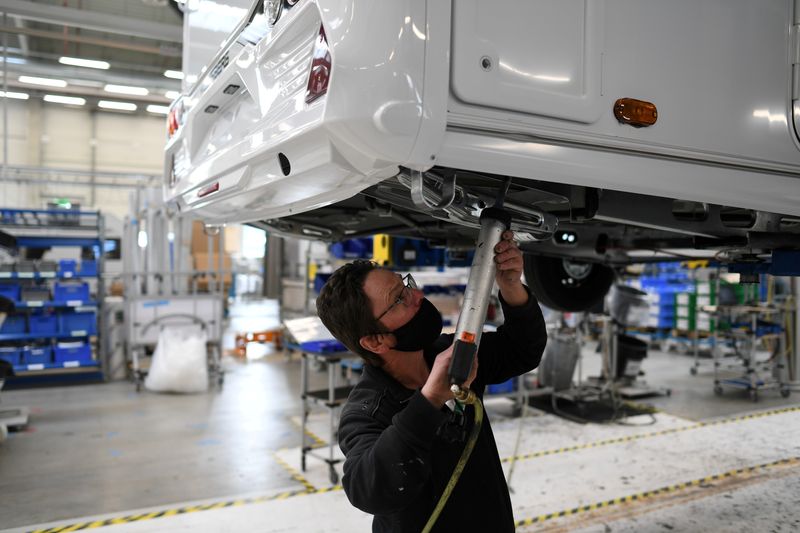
[
  {"x1": 780, "y1": 386, "x2": 791, "y2": 398},
  {"x1": 329, "y1": 466, "x2": 339, "y2": 485},
  {"x1": 690, "y1": 366, "x2": 698, "y2": 376},
  {"x1": 714, "y1": 384, "x2": 723, "y2": 396},
  {"x1": 749, "y1": 388, "x2": 758, "y2": 402},
  {"x1": 523, "y1": 255, "x2": 615, "y2": 312}
]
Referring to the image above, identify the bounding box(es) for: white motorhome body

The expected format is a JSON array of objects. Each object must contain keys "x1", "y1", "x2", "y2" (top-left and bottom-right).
[{"x1": 165, "y1": 0, "x2": 800, "y2": 224}]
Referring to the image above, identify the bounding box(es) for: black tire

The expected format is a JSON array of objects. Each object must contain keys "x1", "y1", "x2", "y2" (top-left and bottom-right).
[{"x1": 523, "y1": 255, "x2": 615, "y2": 312}]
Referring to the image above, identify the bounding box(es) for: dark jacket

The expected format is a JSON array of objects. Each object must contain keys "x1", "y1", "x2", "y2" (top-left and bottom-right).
[{"x1": 338, "y1": 288, "x2": 547, "y2": 532}]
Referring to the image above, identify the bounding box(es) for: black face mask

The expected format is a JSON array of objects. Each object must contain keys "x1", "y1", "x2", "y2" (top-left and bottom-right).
[{"x1": 390, "y1": 297, "x2": 443, "y2": 352}]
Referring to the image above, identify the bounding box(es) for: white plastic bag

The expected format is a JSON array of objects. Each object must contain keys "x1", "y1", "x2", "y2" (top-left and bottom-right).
[{"x1": 144, "y1": 325, "x2": 208, "y2": 393}]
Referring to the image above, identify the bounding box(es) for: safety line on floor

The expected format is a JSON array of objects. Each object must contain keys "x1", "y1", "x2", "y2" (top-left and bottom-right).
[
  {"x1": 27, "y1": 485, "x2": 345, "y2": 533},
  {"x1": 515, "y1": 456, "x2": 800, "y2": 528},
  {"x1": 502, "y1": 404, "x2": 800, "y2": 464},
  {"x1": 272, "y1": 449, "x2": 317, "y2": 492},
  {"x1": 288, "y1": 416, "x2": 327, "y2": 449}
]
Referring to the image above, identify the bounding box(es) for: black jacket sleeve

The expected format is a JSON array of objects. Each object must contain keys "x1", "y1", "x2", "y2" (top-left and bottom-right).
[
  {"x1": 472, "y1": 285, "x2": 547, "y2": 387},
  {"x1": 338, "y1": 388, "x2": 447, "y2": 515}
]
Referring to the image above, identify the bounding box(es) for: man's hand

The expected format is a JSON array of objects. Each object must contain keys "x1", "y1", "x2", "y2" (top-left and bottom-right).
[
  {"x1": 494, "y1": 230, "x2": 528, "y2": 306},
  {"x1": 421, "y1": 344, "x2": 478, "y2": 408}
]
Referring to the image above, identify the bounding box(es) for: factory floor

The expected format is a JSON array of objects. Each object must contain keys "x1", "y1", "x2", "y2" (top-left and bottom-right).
[{"x1": 1, "y1": 322, "x2": 799, "y2": 532}]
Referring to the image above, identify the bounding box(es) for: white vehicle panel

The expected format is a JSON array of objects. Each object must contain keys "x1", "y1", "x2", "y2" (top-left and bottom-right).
[
  {"x1": 451, "y1": 0, "x2": 604, "y2": 124},
  {"x1": 165, "y1": 0, "x2": 434, "y2": 225},
  {"x1": 449, "y1": 0, "x2": 800, "y2": 170}
]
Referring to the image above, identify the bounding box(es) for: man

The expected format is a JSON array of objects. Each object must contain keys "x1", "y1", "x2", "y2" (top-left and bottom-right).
[{"x1": 316, "y1": 231, "x2": 547, "y2": 532}]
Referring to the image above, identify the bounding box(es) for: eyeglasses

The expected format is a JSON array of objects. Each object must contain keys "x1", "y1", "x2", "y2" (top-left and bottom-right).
[{"x1": 376, "y1": 273, "x2": 417, "y2": 321}]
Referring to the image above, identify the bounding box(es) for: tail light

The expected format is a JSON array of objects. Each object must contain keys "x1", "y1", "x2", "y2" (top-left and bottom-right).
[
  {"x1": 167, "y1": 100, "x2": 184, "y2": 138},
  {"x1": 305, "y1": 24, "x2": 332, "y2": 104}
]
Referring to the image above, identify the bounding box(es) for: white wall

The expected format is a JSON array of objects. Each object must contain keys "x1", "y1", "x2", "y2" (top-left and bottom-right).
[{"x1": 0, "y1": 98, "x2": 166, "y2": 220}]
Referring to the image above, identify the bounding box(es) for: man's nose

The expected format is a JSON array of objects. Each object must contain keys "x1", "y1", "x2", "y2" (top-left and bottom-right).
[{"x1": 409, "y1": 287, "x2": 424, "y2": 306}]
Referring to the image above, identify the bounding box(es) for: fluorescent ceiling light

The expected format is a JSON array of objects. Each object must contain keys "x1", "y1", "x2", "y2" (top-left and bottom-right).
[
  {"x1": 98, "y1": 100, "x2": 137, "y2": 111},
  {"x1": 19, "y1": 75, "x2": 67, "y2": 88},
  {"x1": 59, "y1": 56, "x2": 110, "y2": 70},
  {"x1": 164, "y1": 90, "x2": 181, "y2": 100},
  {"x1": 43, "y1": 94, "x2": 86, "y2": 106},
  {"x1": 146, "y1": 104, "x2": 170, "y2": 115},
  {"x1": 104, "y1": 84, "x2": 149, "y2": 96},
  {"x1": 164, "y1": 70, "x2": 184, "y2": 80},
  {"x1": 0, "y1": 91, "x2": 30, "y2": 100},
  {"x1": 0, "y1": 57, "x2": 26, "y2": 65}
]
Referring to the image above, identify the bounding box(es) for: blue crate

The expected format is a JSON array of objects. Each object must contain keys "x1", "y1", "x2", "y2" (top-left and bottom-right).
[
  {"x1": 59, "y1": 311, "x2": 97, "y2": 336},
  {"x1": 313, "y1": 273, "x2": 332, "y2": 294},
  {"x1": 29, "y1": 312, "x2": 59, "y2": 335},
  {"x1": 54, "y1": 342, "x2": 92, "y2": 364},
  {"x1": 0, "y1": 346, "x2": 22, "y2": 366},
  {"x1": 330, "y1": 238, "x2": 373, "y2": 259},
  {"x1": 58, "y1": 259, "x2": 78, "y2": 278},
  {"x1": 299, "y1": 340, "x2": 346, "y2": 353},
  {"x1": 24, "y1": 345, "x2": 52, "y2": 365},
  {"x1": 53, "y1": 281, "x2": 89, "y2": 302},
  {"x1": 0, "y1": 283, "x2": 21, "y2": 301},
  {"x1": 487, "y1": 378, "x2": 516, "y2": 395},
  {"x1": 78, "y1": 260, "x2": 97, "y2": 276},
  {"x1": 0, "y1": 314, "x2": 26, "y2": 334}
]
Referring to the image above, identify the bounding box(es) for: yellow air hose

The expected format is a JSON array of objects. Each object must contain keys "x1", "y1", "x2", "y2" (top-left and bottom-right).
[{"x1": 421, "y1": 386, "x2": 484, "y2": 533}]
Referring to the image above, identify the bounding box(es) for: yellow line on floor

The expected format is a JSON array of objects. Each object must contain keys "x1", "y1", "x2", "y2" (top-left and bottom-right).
[
  {"x1": 288, "y1": 416, "x2": 327, "y2": 449},
  {"x1": 26, "y1": 485, "x2": 346, "y2": 533},
  {"x1": 502, "y1": 404, "x2": 800, "y2": 463},
  {"x1": 272, "y1": 449, "x2": 317, "y2": 492},
  {"x1": 515, "y1": 456, "x2": 800, "y2": 528}
]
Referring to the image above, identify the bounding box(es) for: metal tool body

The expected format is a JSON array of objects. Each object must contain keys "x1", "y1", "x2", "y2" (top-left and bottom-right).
[{"x1": 448, "y1": 206, "x2": 511, "y2": 386}]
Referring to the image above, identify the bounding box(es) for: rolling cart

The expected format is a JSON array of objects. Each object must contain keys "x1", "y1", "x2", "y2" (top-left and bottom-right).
[{"x1": 125, "y1": 294, "x2": 224, "y2": 392}]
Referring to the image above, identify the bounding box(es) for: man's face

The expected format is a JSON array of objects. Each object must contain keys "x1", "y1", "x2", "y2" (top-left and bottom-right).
[{"x1": 363, "y1": 269, "x2": 424, "y2": 331}]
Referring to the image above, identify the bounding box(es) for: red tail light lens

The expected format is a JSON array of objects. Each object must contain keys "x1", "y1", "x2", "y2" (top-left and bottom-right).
[{"x1": 305, "y1": 24, "x2": 332, "y2": 104}]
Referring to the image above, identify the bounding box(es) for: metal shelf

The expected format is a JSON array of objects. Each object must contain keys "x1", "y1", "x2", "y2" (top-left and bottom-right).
[
  {"x1": 8, "y1": 300, "x2": 98, "y2": 309},
  {"x1": 0, "y1": 272, "x2": 98, "y2": 280},
  {"x1": 12, "y1": 360, "x2": 100, "y2": 375},
  {"x1": 0, "y1": 332, "x2": 96, "y2": 342}
]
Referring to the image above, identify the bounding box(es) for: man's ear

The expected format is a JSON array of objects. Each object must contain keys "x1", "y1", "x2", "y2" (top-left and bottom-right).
[{"x1": 359, "y1": 333, "x2": 394, "y2": 354}]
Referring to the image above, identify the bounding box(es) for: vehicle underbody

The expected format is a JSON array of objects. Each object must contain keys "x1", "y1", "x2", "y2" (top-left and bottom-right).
[{"x1": 249, "y1": 169, "x2": 800, "y2": 311}]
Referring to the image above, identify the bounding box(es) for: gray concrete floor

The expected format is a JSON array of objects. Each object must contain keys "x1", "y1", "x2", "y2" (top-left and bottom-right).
[{"x1": 0, "y1": 337, "x2": 797, "y2": 529}]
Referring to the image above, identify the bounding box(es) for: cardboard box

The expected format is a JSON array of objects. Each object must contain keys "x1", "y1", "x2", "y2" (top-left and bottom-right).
[
  {"x1": 191, "y1": 221, "x2": 240, "y2": 255},
  {"x1": 194, "y1": 252, "x2": 233, "y2": 290}
]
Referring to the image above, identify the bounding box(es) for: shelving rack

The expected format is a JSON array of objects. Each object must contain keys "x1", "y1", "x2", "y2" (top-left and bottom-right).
[{"x1": 0, "y1": 208, "x2": 106, "y2": 384}]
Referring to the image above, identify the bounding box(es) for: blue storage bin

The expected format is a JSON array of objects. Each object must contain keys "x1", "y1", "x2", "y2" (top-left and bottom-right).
[
  {"x1": 54, "y1": 342, "x2": 92, "y2": 364},
  {"x1": 58, "y1": 259, "x2": 77, "y2": 278},
  {"x1": 59, "y1": 311, "x2": 97, "y2": 336},
  {"x1": 487, "y1": 378, "x2": 516, "y2": 395},
  {"x1": 0, "y1": 314, "x2": 26, "y2": 334},
  {"x1": 53, "y1": 281, "x2": 89, "y2": 302},
  {"x1": 78, "y1": 260, "x2": 97, "y2": 276},
  {"x1": 0, "y1": 346, "x2": 22, "y2": 366},
  {"x1": 0, "y1": 283, "x2": 21, "y2": 301},
  {"x1": 29, "y1": 312, "x2": 59, "y2": 335},
  {"x1": 299, "y1": 340, "x2": 346, "y2": 353},
  {"x1": 24, "y1": 345, "x2": 52, "y2": 365}
]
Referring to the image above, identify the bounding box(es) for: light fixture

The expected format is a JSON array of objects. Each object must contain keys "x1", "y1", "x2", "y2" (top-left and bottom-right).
[
  {"x1": 0, "y1": 90, "x2": 30, "y2": 100},
  {"x1": 43, "y1": 94, "x2": 86, "y2": 106},
  {"x1": 98, "y1": 100, "x2": 137, "y2": 111},
  {"x1": 104, "y1": 84, "x2": 149, "y2": 96},
  {"x1": 59, "y1": 56, "x2": 110, "y2": 70},
  {"x1": 164, "y1": 70, "x2": 184, "y2": 80},
  {"x1": 19, "y1": 75, "x2": 67, "y2": 88},
  {"x1": 165, "y1": 90, "x2": 181, "y2": 100},
  {"x1": 146, "y1": 104, "x2": 170, "y2": 115},
  {"x1": 0, "y1": 57, "x2": 26, "y2": 65},
  {"x1": 137, "y1": 230, "x2": 149, "y2": 249},
  {"x1": 266, "y1": 0, "x2": 282, "y2": 25}
]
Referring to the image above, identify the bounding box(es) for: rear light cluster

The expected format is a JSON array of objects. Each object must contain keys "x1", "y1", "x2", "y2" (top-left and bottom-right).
[
  {"x1": 305, "y1": 24, "x2": 331, "y2": 104},
  {"x1": 167, "y1": 100, "x2": 184, "y2": 138}
]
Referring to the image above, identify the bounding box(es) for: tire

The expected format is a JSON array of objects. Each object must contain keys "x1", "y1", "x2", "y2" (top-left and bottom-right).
[{"x1": 523, "y1": 255, "x2": 615, "y2": 312}]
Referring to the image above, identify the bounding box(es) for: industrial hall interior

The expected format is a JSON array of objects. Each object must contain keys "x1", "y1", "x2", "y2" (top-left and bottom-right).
[{"x1": 1, "y1": 1, "x2": 800, "y2": 532}]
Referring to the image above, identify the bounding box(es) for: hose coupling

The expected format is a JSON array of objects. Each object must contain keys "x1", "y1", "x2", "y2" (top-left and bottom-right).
[{"x1": 450, "y1": 384, "x2": 477, "y2": 404}]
